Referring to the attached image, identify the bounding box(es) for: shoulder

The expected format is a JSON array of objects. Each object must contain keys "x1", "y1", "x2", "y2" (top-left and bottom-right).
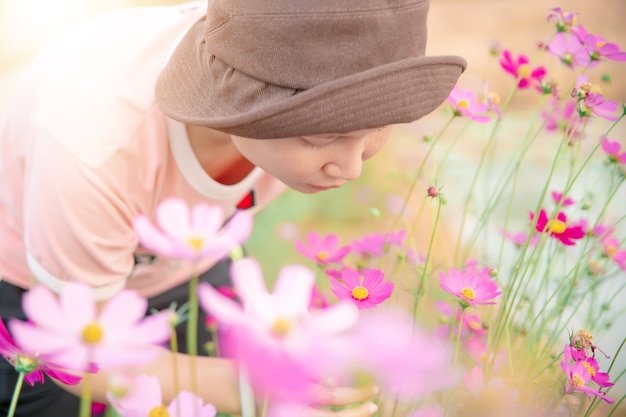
[{"x1": 18, "y1": 4, "x2": 204, "y2": 166}]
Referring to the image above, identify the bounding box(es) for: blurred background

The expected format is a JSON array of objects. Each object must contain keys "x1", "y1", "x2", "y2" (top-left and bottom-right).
[{"x1": 1, "y1": 0, "x2": 625, "y2": 408}]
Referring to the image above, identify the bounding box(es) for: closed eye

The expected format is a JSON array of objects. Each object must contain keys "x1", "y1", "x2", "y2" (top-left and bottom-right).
[{"x1": 302, "y1": 137, "x2": 336, "y2": 150}]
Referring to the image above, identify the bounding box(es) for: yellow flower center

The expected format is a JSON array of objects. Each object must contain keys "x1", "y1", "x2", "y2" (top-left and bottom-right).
[
  {"x1": 571, "y1": 373, "x2": 585, "y2": 388},
  {"x1": 582, "y1": 361, "x2": 596, "y2": 377},
  {"x1": 149, "y1": 405, "x2": 170, "y2": 417},
  {"x1": 518, "y1": 64, "x2": 531, "y2": 78},
  {"x1": 186, "y1": 236, "x2": 204, "y2": 251},
  {"x1": 562, "y1": 53, "x2": 573, "y2": 65},
  {"x1": 460, "y1": 287, "x2": 476, "y2": 300},
  {"x1": 605, "y1": 245, "x2": 617, "y2": 257},
  {"x1": 82, "y1": 322, "x2": 103, "y2": 344},
  {"x1": 467, "y1": 317, "x2": 482, "y2": 331},
  {"x1": 351, "y1": 286, "x2": 369, "y2": 301},
  {"x1": 15, "y1": 355, "x2": 38, "y2": 373},
  {"x1": 596, "y1": 41, "x2": 606, "y2": 49},
  {"x1": 488, "y1": 92, "x2": 500, "y2": 105},
  {"x1": 547, "y1": 219, "x2": 567, "y2": 234},
  {"x1": 271, "y1": 318, "x2": 291, "y2": 337},
  {"x1": 457, "y1": 99, "x2": 469, "y2": 109},
  {"x1": 316, "y1": 251, "x2": 329, "y2": 261}
]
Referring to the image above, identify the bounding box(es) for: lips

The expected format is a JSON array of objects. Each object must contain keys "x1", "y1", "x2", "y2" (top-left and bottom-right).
[{"x1": 309, "y1": 183, "x2": 344, "y2": 191}]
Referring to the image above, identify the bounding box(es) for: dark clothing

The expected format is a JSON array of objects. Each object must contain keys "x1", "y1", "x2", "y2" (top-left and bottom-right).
[{"x1": 0, "y1": 259, "x2": 232, "y2": 417}]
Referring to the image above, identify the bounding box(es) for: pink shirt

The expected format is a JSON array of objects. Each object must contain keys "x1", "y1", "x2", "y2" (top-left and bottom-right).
[{"x1": 0, "y1": 3, "x2": 286, "y2": 300}]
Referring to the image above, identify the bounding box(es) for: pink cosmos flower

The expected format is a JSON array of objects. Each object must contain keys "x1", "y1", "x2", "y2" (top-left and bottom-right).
[
  {"x1": 464, "y1": 366, "x2": 519, "y2": 402},
  {"x1": 547, "y1": 32, "x2": 590, "y2": 68},
  {"x1": 108, "y1": 374, "x2": 217, "y2": 417},
  {"x1": 406, "y1": 405, "x2": 443, "y2": 417},
  {"x1": 573, "y1": 75, "x2": 620, "y2": 121},
  {"x1": 600, "y1": 136, "x2": 626, "y2": 165},
  {"x1": 133, "y1": 198, "x2": 252, "y2": 261},
  {"x1": 579, "y1": 93, "x2": 620, "y2": 120},
  {"x1": 314, "y1": 308, "x2": 455, "y2": 401},
  {"x1": 530, "y1": 208, "x2": 585, "y2": 246},
  {"x1": 294, "y1": 231, "x2": 352, "y2": 265},
  {"x1": 542, "y1": 98, "x2": 583, "y2": 140},
  {"x1": 329, "y1": 268, "x2": 394, "y2": 309},
  {"x1": 0, "y1": 318, "x2": 81, "y2": 386},
  {"x1": 351, "y1": 231, "x2": 406, "y2": 258},
  {"x1": 435, "y1": 301, "x2": 486, "y2": 339},
  {"x1": 546, "y1": 7, "x2": 578, "y2": 33},
  {"x1": 482, "y1": 81, "x2": 502, "y2": 118},
  {"x1": 581, "y1": 356, "x2": 614, "y2": 388},
  {"x1": 551, "y1": 190, "x2": 575, "y2": 207},
  {"x1": 573, "y1": 25, "x2": 626, "y2": 66},
  {"x1": 447, "y1": 85, "x2": 492, "y2": 123},
  {"x1": 613, "y1": 250, "x2": 626, "y2": 271},
  {"x1": 10, "y1": 283, "x2": 171, "y2": 372},
  {"x1": 502, "y1": 229, "x2": 538, "y2": 248},
  {"x1": 198, "y1": 257, "x2": 359, "y2": 403},
  {"x1": 560, "y1": 344, "x2": 614, "y2": 403},
  {"x1": 499, "y1": 50, "x2": 546, "y2": 90},
  {"x1": 439, "y1": 268, "x2": 502, "y2": 307}
]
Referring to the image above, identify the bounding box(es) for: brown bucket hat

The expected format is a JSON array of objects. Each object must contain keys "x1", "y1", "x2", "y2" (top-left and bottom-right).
[{"x1": 156, "y1": 0, "x2": 467, "y2": 139}]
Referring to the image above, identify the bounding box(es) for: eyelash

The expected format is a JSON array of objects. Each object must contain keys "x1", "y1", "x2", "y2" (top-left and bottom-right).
[
  {"x1": 303, "y1": 137, "x2": 334, "y2": 150},
  {"x1": 309, "y1": 141, "x2": 332, "y2": 150}
]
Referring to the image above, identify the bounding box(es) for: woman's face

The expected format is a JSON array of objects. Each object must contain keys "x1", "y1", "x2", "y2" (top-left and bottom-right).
[{"x1": 230, "y1": 127, "x2": 392, "y2": 194}]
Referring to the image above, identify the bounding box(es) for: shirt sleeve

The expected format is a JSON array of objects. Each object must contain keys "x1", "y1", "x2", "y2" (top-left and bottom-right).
[{"x1": 24, "y1": 128, "x2": 138, "y2": 301}]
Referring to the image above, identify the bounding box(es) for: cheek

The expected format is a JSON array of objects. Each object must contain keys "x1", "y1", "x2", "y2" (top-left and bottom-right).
[
  {"x1": 233, "y1": 138, "x2": 316, "y2": 177},
  {"x1": 363, "y1": 132, "x2": 390, "y2": 160}
]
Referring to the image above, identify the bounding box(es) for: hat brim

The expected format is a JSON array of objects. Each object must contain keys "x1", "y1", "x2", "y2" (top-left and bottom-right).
[{"x1": 156, "y1": 18, "x2": 467, "y2": 139}]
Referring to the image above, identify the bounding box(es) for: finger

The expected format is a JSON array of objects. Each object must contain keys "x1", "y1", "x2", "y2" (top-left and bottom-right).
[
  {"x1": 306, "y1": 402, "x2": 378, "y2": 417},
  {"x1": 312, "y1": 385, "x2": 379, "y2": 407}
]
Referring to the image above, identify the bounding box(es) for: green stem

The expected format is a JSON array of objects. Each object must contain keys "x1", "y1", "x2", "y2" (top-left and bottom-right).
[
  {"x1": 389, "y1": 115, "x2": 455, "y2": 233},
  {"x1": 452, "y1": 84, "x2": 518, "y2": 266},
  {"x1": 454, "y1": 307, "x2": 465, "y2": 366},
  {"x1": 7, "y1": 371, "x2": 25, "y2": 417},
  {"x1": 606, "y1": 393, "x2": 626, "y2": 417},
  {"x1": 187, "y1": 274, "x2": 199, "y2": 394},
  {"x1": 412, "y1": 196, "x2": 442, "y2": 321},
  {"x1": 170, "y1": 326, "x2": 181, "y2": 397},
  {"x1": 79, "y1": 372, "x2": 92, "y2": 417}
]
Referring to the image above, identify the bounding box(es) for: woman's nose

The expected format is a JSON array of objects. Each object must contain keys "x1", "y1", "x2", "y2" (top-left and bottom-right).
[{"x1": 322, "y1": 148, "x2": 363, "y2": 181}]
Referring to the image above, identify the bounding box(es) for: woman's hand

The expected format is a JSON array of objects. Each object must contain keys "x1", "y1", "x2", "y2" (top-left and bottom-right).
[{"x1": 307, "y1": 383, "x2": 379, "y2": 417}]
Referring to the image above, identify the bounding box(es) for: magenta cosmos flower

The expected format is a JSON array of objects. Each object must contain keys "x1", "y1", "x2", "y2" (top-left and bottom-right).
[
  {"x1": 560, "y1": 344, "x2": 614, "y2": 404},
  {"x1": 439, "y1": 268, "x2": 501, "y2": 307},
  {"x1": 133, "y1": 198, "x2": 252, "y2": 261},
  {"x1": 447, "y1": 85, "x2": 492, "y2": 123},
  {"x1": 499, "y1": 50, "x2": 546, "y2": 90},
  {"x1": 329, "y1": 268, "x2": 393, "y2": 309},
  {"x1": 0, "y1": 318, "x2": 81, "y2": 386},
  {"x1": 530, "y1": 208, "x2": 585, "y2": 246},
  {"x1": 10, "y1": 283, "x2": 171, "y2": 372},
  {"x1": 294, "y1": 231, "x2": 351, "y2": 265},
  {"x1": 108, "y1": 374, "x2": 217, "y2": 417},
  {"x1": 198, "y1": 257, "x2": 359, "y2": 403}
]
